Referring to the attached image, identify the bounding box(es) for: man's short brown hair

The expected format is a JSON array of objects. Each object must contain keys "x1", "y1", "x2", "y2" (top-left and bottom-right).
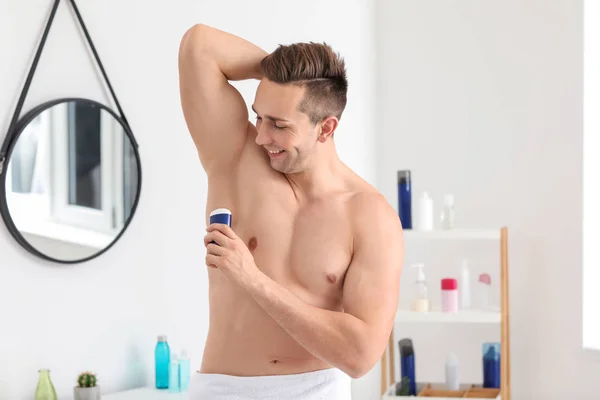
[{"x1": 260, "y1": 42, "x2": 348, "y2": 125}]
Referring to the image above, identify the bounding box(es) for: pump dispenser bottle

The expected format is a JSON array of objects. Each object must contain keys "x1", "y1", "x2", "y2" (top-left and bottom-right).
[{"x1": 411, "y1": 263, "x2": 430, "y2": 312}]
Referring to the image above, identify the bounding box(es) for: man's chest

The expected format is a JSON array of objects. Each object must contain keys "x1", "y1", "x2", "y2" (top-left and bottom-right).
[{"x1": 233, "y1": 197, "x2": 354, "y2": 306}]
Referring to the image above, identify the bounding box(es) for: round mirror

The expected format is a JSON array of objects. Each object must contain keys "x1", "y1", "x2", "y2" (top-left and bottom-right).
[{"x1": 0, "y1": 98, "x2": 141, "y2": 263}]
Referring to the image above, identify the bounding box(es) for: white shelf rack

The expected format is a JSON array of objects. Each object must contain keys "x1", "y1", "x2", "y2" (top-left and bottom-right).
[
  {"x1": 380, "y1": 227, "x2": 511, "y2": 400},
  {"x1": 403, "y1": 228, "x2": 500, "y2": 240},
  {"x1": 395, "y1": 309, "x2": 501, "y2": 324}
]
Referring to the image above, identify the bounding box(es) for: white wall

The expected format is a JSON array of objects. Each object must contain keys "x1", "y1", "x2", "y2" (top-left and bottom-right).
[
  {"x1": 21, "y1": 233, "x2": 99, "y2": 260},
  {"x1": 377, "y1": 0, "x2": 595, "y2": 399},
  {"x1": 0, "y1": 1, "x2": 377, "y2": 399}
]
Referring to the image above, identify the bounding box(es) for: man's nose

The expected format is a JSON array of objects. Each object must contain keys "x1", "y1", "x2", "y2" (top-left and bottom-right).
[{"x1": 255, "y1": 124, "x2": 270, "y2": 146}]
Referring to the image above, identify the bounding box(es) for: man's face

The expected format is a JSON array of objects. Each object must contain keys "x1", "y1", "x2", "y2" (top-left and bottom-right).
[{"x1": 252, "y1": 79, "x2": 319, "y2": 174}]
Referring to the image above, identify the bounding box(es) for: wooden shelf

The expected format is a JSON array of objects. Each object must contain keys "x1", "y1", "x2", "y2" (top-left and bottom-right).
[
  {"x1": 403, "y1": 228, "x2": 500, "y2": 240},
  {"x1": 381, "y1": 227, "x2": 511, "y2": 400},
  {"x1": 395, "y1": 309, "x2": 501, "y2": 324},
  {"x1": 382, "y1": 382, "x2": 500, "y2": 399}
]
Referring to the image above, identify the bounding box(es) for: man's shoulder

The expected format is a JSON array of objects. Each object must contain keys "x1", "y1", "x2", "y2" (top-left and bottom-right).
[{"x1": 348, "y1": 190, "x2": 403, "y2": 236}]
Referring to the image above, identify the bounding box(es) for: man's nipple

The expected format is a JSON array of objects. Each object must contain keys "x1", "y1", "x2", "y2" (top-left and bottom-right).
[{"x1": 248, "y1": 237, "x2": 258, "y2": 252}]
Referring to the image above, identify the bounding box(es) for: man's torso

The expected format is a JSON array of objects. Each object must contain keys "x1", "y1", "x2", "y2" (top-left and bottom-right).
[{"x1": 199, "y1": 124, "x2": 371, "y2": 376}]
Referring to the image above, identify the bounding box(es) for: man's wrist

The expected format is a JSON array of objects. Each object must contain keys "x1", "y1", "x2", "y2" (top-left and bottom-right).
[
  {"x1": 245, "y1": 266, "x2": 268, "y2": 296},
  {"x1": 252, "y1": 59, "x2": 265, "y2": 81}
]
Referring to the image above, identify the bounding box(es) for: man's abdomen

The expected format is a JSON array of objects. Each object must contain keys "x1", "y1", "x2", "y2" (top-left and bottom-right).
[{"x1": 200, "y1": 271, "x2": 330, "y2": 376}]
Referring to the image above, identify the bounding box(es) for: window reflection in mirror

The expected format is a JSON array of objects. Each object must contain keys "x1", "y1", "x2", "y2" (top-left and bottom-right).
[{"x1": 4, "y1": 100, "x2": 139, "y2": 261}]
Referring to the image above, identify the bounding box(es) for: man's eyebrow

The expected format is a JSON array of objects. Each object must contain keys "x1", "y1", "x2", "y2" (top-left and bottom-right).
[{"x1": 251, "y1": 105, "x2": 290, "y2": 122}]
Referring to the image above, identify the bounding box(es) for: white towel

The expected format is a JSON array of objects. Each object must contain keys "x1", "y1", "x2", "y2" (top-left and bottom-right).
[{"x1": 188, "y1": 368, "x2": 352, "y2": 400}]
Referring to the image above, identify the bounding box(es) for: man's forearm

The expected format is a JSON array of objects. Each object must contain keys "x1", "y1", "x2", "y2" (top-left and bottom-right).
[
  {"x1": 246, "y1": 271, "x2": 378, "y2": 378},
  {"x1": 184, "y1": 24, "x2": 268, "y2": 81}
]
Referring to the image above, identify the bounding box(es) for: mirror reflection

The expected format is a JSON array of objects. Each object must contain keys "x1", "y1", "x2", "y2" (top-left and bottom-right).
[{"x1": 3, "y1": 100, "x2": 139, "y2": 262}]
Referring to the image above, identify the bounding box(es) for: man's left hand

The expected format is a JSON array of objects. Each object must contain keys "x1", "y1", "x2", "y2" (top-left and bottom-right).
[{"x1": 204, "y1": 224, "x2": 261, "y2": 288}]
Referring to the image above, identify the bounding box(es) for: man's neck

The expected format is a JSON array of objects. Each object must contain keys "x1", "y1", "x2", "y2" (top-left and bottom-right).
[{"x1": 285, "y1": 145, "x2": 347, "y2": 202}]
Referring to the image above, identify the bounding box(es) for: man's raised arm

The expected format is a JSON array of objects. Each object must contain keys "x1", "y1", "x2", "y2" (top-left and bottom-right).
[{"x1": 178, "y1": 24, "x2": 268, "y2": 174}]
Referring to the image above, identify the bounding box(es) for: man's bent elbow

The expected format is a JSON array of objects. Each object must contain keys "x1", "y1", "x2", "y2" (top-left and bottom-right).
[
  {"x1": 344, "y1": 352, "x2": 379, "y2": 379},
  {"x1": 345, "y1": 361, "x2": 373, "y2": 379},
  {"x1": 179, "y1": 24, "x2": 211, "y2": 59}
]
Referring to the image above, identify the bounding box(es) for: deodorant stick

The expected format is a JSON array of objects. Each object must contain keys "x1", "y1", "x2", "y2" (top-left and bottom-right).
[
  {"x1": 209, "y1": 208, "x2": 232, "y2": 227},
  {"x1": 209, "y1": 208, "x2": 232, "y2": 245}
]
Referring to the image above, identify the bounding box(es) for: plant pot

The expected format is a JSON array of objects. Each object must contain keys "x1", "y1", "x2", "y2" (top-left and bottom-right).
[{"x1": 73, "y1": 386, "x2": 101, "y2": 400}]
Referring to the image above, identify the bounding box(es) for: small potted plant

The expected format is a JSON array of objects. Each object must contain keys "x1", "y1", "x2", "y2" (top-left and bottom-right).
[{"x1": 74, "y1": 371, "x2": 100, "y2": 400}]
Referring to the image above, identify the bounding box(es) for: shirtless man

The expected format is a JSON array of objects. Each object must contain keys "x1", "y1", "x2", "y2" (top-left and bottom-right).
[{"x1": 178, "y1": 24, "x2": 404, "y2": 399}]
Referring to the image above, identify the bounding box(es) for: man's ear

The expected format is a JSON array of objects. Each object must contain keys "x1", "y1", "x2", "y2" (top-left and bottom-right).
[{"x1": 318, "y1": 116, "x2": 339, "y2": 142}]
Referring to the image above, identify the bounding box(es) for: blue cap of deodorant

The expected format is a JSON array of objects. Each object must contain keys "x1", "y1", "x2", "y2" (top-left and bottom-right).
[{"x1": 209, "y1": 208, "x2": 232, "y2": 227}]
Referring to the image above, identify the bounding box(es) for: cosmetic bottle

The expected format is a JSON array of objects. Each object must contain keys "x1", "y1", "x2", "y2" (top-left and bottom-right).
[
  {"x1": 440, "y1": 194, "x2": 455, "y2": 229},
  {"x1": 398, "y1": 338, "x2": 417, "y2": 396},
  {"x1": 416, "y1": 191, "x2": 433, "y2": 231},
  {"x1": 445, "y1": 353, "x2": 460, "y2": 391},
  {"x1": 155, "y1": 335, "x2": 170, "y2": 389},
  {"x1": 459, "y1": 260, "x2": 471, "y2": 310},
  {"x1": 441, "y1": 278, "x2": 458, "y2": 313},
  {"x1": 411, "y1": 263, "x2": 430, "y2": 312},
  {"x1": 178, "y1": 349, "x2": 191, "y2": 391},
  {"x1": 169, "y1": 352, "x2": 180, "y2": 392},
  {"x1": 482, "y1": 343, "x2": 501, "y2": 388},
  {"x1": 478, "y1": 273, "x2": 492, "y2": 310},
  {"x1": 397, "y1": 170, "x2": 412, "y2": 229}
]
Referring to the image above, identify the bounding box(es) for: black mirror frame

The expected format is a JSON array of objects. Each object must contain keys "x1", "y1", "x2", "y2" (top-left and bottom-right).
[
  {"x1": 0, "y1": 97, "x2": 142, "y2": 264},
  {"x1": 0, "y1": 0, "x2": 142, "y2": 264}
]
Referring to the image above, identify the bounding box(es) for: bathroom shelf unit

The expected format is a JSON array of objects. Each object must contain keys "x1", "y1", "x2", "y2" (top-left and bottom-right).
[
  {"x1": 403, "y1": 228, "x2": 500, "y2": 240},
  {"x1": 395, "y1": 309, "x2": 501, "y2": 324},
  {"x1": 380, "y1": 227, "x2": 510, "y2": 400}
]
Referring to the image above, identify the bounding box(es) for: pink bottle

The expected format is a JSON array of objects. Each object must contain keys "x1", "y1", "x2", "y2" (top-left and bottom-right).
[{"x1": 441, "y1": 278, "x2": 459, "y2": 312}]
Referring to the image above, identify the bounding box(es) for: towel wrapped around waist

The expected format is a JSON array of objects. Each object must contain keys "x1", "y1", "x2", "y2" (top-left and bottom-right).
[{"x1": 188, "y1": 367, "x2": 352, "y2": 400}]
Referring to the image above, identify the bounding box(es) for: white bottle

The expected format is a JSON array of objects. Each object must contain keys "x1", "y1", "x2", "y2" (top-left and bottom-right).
[
  {"x1": 478, "y1": 273, "x2": 492, "y2": 310},
  {"x1": 445, "y1": 353, "x2": 460, "y2": 390},
  {"x1": 459, "y1": 260, "x2": 471, "y2": 310},
  {"x1": 440, "y1": 194, "x2": 455, "y2": 229},
  {"x1": 411, "y1": 263, "x2": 430, "y2": 312},
  {"x1": 417, "y1": 192, "x2": 434, "y2": 231}
]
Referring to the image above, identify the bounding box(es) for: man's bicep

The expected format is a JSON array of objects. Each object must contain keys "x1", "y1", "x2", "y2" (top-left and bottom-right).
[
  {"x1": 342, "y1": 203, "x2": 404, "y2": 344},
  {"x1": 178, "y1": 26, "x2": 249, "y2": 173}
]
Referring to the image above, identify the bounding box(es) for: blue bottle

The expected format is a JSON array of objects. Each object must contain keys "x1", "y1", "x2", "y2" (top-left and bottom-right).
[
  {"x1": 155, "y1": 335, "x2": 170, "y2": 389},
  {"x1": 398, "y1": 338, "x2": 417, "y2": 396},
  {"x1": 482, "y1": 342, "x2": 501, "y2": 388},
  {"x1": 397, "y1": 170, "x2": 412, "y2": 229}
]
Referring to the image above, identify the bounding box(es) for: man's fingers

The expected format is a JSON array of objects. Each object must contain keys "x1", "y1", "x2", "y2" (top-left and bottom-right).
[
  {"x1": 204, "y1": 230, "x2": 230, "y2": 247},
  {"x1": 206, "y1": 243, "x2": 225, "y2": 256},
  {"x1": 207, "y1": 223, "x2": 236, "y2": 239},
  {"x1": 206, "y1": 253, "x2": 219, "y2": 268}
]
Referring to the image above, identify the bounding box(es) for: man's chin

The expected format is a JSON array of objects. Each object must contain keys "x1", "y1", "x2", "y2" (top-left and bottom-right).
[
  {"x1": 269, "y1": 162, "x2": 286, "y2": 173},
  {"x1": 269, "y1": 159, "x2": 293, "y2": 174}
]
